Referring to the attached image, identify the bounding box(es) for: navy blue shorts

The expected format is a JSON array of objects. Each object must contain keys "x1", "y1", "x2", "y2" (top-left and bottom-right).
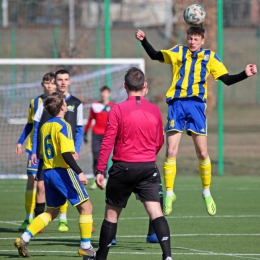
[
  {"x1": 166, "y1": 97, "x2": 207, "y2": 136},
  {"x1": 44, "y1": 168, "x2": 89, "y2": 208}
]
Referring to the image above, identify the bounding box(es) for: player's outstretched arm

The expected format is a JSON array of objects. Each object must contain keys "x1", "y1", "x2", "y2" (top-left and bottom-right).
[
  {"x1": 245, "y1": 64, "x2": 257, "y2": 77},
  {"x1": 135, "y1": 29, "x2": 146, "y2": 41},
  {"x1": 219, "y1": 64, "x2": 257, "y2": 86},
  {"x1": 135, "y1": 30, "x2": 164, "y2": 61}
]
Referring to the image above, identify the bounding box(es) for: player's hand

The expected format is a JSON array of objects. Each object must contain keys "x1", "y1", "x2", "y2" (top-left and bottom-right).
[
  {"x1": 135, "y1": 29, "x2": 145, "y2": 41},
  {"x1": 78, "y1": 172, "x2": 88, "y2": 185},
  {"x1": 31, "y1": 154, "x2": 38, "y2": 165},
  {"x1": 15, "y1": 144, "x2": 23, "y2": 154},
  {"x1": 245, "y1": 64, "x2": 257, "y2": 76},
  {"x1": 83, "y1": 132, "x2": 88, "y2": 144},
  {"x1": 73, "y1": 152, "x2": 79, "y2": 160},
  {"x1": 96, "y1": 174, "x2": 105, "y2": 190}
]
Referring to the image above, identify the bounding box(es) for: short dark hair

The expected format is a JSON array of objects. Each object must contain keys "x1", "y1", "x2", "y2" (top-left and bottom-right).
[
  {"x1": 42, "y1": 72, "x2": 55, "y2": 82},
  {"x1": 54, "y1": 69, "x2": 70, "y2": 80},
  {"x1": 124, "y1": 67, "x2": 145, "y2": 92},
  {"x1": 44, "y1": 92, "x2": 65, "y2": 117},
  {"x1": 187, "y1": 26, "x2": 205, "y2": 39},
  {"x1": 100, "y1": 86, "x2": 110, "y2": 92}
]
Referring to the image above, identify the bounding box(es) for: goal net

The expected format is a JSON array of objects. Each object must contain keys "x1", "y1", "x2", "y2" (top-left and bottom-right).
[{"x1": 0, "y1": 58, "x2": 145, "y2": 179}]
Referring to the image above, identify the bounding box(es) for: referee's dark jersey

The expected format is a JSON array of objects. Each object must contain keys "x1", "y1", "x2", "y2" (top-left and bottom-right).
[{"x1": 96, "y1": 96, "x2": 164, "y2": 172}]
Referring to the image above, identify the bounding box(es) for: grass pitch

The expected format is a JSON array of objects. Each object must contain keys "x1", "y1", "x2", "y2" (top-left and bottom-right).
[{"x1": 0, "y1": 177, "x2": 260, "y2": 260}]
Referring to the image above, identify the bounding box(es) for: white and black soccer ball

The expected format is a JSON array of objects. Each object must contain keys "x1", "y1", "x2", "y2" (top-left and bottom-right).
[{"x1": 183, "y1": 4, "x2": 206, "y2": 27}]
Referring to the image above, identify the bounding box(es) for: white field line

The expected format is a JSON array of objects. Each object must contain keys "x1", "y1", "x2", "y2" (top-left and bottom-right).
[
  {"x1": 1, "y1": 249, "x2": 260, "y2": 259},
  {"x1": 1, "y1": 214, "x2": 260, "y2": 225},
  {"x1": 175, "y1": 247, "x2": 260, "y2": 260},
  {"x1": 1, "y1": 234, "x2": 260, "y2": 240}
]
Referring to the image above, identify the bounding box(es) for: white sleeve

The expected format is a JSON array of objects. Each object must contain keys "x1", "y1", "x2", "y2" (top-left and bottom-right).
[
  {"x1": 77, "y1": 103, "x2": 83, "y2": 126},
  {"x1": 33, "y1": 102, "x2": 44, "y2": 122}
]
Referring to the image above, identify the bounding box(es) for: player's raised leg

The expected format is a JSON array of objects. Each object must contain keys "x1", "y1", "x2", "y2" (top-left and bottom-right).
[
  {"x1": 192, "y1": 134, "x2": 216, "y2": 216},
  {"x1": 14, "y1": 208, "x2": 56, "y2": 257}
]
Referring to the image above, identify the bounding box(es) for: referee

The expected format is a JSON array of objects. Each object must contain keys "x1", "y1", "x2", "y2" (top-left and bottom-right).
[{"x1": 93, "y1": 67, "x2": 173, "y2": 260}]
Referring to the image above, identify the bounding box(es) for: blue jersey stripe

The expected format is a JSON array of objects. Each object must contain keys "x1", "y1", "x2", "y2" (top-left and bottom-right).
[
  {"x1": 48, "y1": 117, "x2": 70, "y2": 138},
  {"x1": 199, "y1": 50, "x2": 211, "y2": 101},
  {"x1": 187, "y1": 55, "x2": 197, "y2": 96},
  {"x1": 174, "y1": 47, "x2": 188, "y2": 98},
  {"x1": 33, "y1": 97, "x2": 39, "y2": 115}
]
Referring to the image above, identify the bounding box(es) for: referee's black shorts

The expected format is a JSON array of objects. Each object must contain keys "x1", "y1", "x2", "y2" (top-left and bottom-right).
[{"x1": 105, "y1": 161, "x2": 161, "y2": 208}]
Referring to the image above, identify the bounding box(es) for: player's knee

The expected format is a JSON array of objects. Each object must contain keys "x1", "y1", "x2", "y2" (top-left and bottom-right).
[
  {"x1": 196, "y1": 150, "x2": 208, "y2": 160},
  {"x1": 77, "y1": 199, "x2": 93, "y2": 215},
  {"x1": 166, "y1": 147, "x2": 177, "y2": 158}
]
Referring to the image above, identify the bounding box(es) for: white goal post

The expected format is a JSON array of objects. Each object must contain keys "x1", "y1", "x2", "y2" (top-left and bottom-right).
[{"x1": 0, "y1": 58, "x2": 145, "y2": 178}]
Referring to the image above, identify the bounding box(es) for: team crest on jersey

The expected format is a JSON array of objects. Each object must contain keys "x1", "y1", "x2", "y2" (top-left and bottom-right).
[
  {"x1": 106, "y1": 106, "x2": 111, "y2": 112},
  {"x1": 203, "y1": 54, "x2": 210, "y2": 61},
  {"x1": 67, "y1": 105, "x2": 75, "y2": 112},
  {"x1": 170, "y1": 120, "x2": 175, "y2": 127}
]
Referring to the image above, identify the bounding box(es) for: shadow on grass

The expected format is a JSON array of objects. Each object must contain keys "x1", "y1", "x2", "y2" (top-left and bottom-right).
[
  {"x1": 0, "y1": 227, "x2": 20, "y2": 233},
  {"x1": 34, "y1": 238, "x2": 100, "y2": 248}
]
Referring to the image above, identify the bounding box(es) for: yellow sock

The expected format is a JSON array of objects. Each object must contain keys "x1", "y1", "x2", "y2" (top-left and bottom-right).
[
  {"x1": 199, "y1": 156, "x2": 211, "y2": 189},
  {"x1": 163, "y1": 157, "x2": 177, "y2": 191},
  {"x1": 60, "y1": 200, "x2": 68, "y2": 214},
  {"x1": 25, "y1": 188, "x2": 36, "y2": 218},
  {"x1": 27, "y1": 212, "x2": 51, "y2": 236},
  {"x1": 79, "y1": 214, "x2": 93, "y2": 241}
]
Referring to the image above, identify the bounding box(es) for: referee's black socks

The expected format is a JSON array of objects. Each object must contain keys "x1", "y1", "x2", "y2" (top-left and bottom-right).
[
  {"x1": 96, "y1": 219, "x2": 117, "y2": 260},
  {"x1": 34, "y1": 202, "x2": 45, "y2": 217},
  {"x1": 148, "y1": 196, "x2": 164, "y2": 235},
  {"x1": 152, "y1": 216, "x2": 172, "y2": 258}
]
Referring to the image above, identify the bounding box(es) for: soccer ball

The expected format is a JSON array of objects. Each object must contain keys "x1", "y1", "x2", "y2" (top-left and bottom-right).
[{"x1": 183, "y1": 4, "x2": 206, "y2": 27}]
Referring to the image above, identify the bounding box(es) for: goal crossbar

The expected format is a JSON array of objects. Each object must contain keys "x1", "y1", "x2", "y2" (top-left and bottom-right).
[{"x1": 0, "y1": 58, "x2": 145, "y2": 73}]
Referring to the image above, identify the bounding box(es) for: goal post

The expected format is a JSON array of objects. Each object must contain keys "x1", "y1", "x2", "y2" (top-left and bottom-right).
[{"x1": 0, "y1": 58, "x2": 145, "y2": 179}]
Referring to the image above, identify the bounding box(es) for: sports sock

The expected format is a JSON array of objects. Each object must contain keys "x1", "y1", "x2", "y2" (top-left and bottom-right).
[
  {"x1": 96, "y1": 220, "x2": 117, "y2": 260},
  {"x1": 199, "y1": 156, "x2": 211, "y2": 191},
  {"x1": 25, "y1": 188, "x2": 36, "y2": 220},
  {"x1": 202, "y1": 188, "x2": 211, "y2": 197},
  {"x1": 22, "y1": 212, "x2": 51, "y2": 242},
  {"x1": 59, "y1": 201, "x2": 68, "y2": 221},
  {"x1": 34, "y1": 202, "x2": 45, "y2": 218},
  {"x1": 148, "y1": 184, "x2": 164, "y2": 235},
  {"x1": 163, "y1": 157, "x2": 176, "y2": 192},
  {"x1": 152, "y1": 216, "x2": 171, "y2": 258},
  {"x1": 79, "y1": 214, "x2": 93, "y2": 249}
]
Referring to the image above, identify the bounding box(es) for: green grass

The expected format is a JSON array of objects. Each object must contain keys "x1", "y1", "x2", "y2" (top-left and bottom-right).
[{"x1": 0, "y1": 177, "x2": 260, "y2": 260}]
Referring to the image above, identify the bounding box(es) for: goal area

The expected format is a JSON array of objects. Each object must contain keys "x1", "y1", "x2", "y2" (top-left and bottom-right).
[{"x1": 0, "y1": 58, "x2": 145, "y2": 179}]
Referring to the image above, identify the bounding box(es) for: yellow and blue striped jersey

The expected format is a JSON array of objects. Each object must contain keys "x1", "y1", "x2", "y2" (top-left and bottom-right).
[
  {"x1": 161, "y1": 45, "x2": 228, "y2": 102},
  {"x1": 25, "y1": 94, "x2": 44, "y2": 152},
  {"x1": 40, "y1": 117, "x2": 75, "y2": 169}
]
